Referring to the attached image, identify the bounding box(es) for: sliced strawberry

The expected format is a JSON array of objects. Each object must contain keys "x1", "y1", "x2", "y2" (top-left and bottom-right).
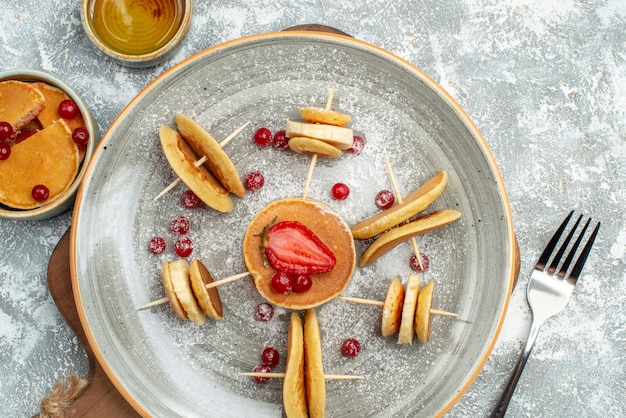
[{"x1": 263, "y1": 220, "x2": 336, "y2": 275}]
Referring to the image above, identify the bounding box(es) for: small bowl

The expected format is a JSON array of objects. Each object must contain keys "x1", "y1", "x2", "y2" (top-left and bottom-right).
[
  {"x1": 80, "y1": 0, "x2": 192, "y2": 68},
  {"x1": 0, "y1": 69, "x2": 99, "y2": 221}
]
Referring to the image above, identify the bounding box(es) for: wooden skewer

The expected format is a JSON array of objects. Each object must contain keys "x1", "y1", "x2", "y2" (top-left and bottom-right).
[
  {"x1": 154, "y1": 121, "x2": 250, "y2": 200},
  {"x1": 302, "y1": 86, "x2": 335, "y2": 200},
  {"x1": 336, "y1": 296, "x2": 457, "y2": 317},
  {"x1": 137, "y1": 271, "x2": 250, "y2": 310},
  {"x1": 384, "y1": 154, "x2": 425, "y2": 270},
  {"x1": 241, "y1": 372, "x2": 363, "y2": 380}
]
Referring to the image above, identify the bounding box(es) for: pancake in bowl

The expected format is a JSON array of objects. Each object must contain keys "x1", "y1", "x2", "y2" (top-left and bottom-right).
[
  {"x1": 0, "y1": 80, "x2": 45, "y2": 131},
  {"x1": 243, "y1": 197, "x2": 356, "y2": 310}
]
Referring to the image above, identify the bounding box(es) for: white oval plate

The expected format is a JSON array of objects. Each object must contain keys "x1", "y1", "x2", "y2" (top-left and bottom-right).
[{"x1": 72, "y1": 32, "x2": 516, "y2": 417}]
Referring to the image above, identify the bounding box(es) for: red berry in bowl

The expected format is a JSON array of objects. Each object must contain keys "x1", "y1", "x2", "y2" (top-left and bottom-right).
[
  {"x1": 331, "y1": 183, "x2": 350, "y2": 200},
  {"x1": 181, "y1": 189, "x2": 202, "y2": 209},
  {"x1": 347, "y1": 135, "x2": 364, "y2": 154},
  {"x1": 0, "y1": 121, "x2": 13, "y2": 140},
  {"x1": 341, "y1": 338, "x2": 361, "y2": 357},
  {"x1": 174, "y1": 236, "x2": 193, "y2": 257},
  {"x1": 58, "y1": 99, "x2": 79, "y2": 119},
  {"x1": 71, "y1": 127, "x2": 89, "y2": 146},
  {"x1": 245, "y1": 171, "x2": 264, "y2": 190},
  {"x1": 375, "y1": 189, "x2": 395, "y2": 209},
  {"x1": 271, "y1": 271, "x2": 293, "y2": 294},
  {"x1": 148, "y1": 236, "x2": 167, "y2": 255},
  {"x1": 170, "y1": 215, "x2": 191, "y2": 234},
  {"x1": 261, "y1": 347, "x2": 280, "y2": 367},
  {"x1": 251, "y1": 364, "x2": 272, "y2": 384},
  {"x1": 292, "y1": 274, "x2": 312, "y2": 293},
  {"x1": 0, "y1": 143, "x2": 10, "y2": 160},
  {"x1": 410, "y1": 253, "x2": 430, "y2": 272},
  {"x1": 255, "y1": 302, "x2": 274, "y2": 322},
  {"x1": 32, "y1": 184, "x2": 50, "y2": 202},
  {"x1": 254, "y1": 127, "x2": 272, "y2": 146},
  {"x1": 273, "y1": 130, "x2": 289, "y2": 150}
]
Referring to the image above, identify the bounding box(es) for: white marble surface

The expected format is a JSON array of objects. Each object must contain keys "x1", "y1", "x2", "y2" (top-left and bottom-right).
[{"x1": 1, "y1": 1, "x2": 625, "y2": 417}]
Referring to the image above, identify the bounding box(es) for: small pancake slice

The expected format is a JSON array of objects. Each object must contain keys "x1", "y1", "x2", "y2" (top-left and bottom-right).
[
  {"x1": 288, "y1": 136, "x2": 342, "y2": 158},
  {"x1": 161, "y1": 260, "x2": 189, "y2": 321},
  {"x1": 381, "y1": 277, "x2": 405, "y2": 337},
  {"x1": 284, "y1": 312, "x2": 308, "y2": 418},
  {"x1": 415, "y1": 282, "x2": 435, "y2": 344},
  {"x1": 175, "y1": 114, "x2": 245, "y2": 198},
  {"x1": 299, "y1": 106, "x2": 351, "y2": 127},
  {"x1": 159, "y1": 125, "x2": 233, "y2": 213},
  {"x1": 189, "y1": 258, "x2": 223, "y2": 320},
  {"x1": 168, "y1": 258, "x2": 205, "y2": 325},
  {"x1": 304, "y1": 308, "x2": 325, "y2": 418},
  {"x1": 0, "y1": 80, "x2": 45, "y2": 130},
  {"x1": 397, "y1": 274, "x2": 420, "y2": 344},
  {"x1": 286, "y1": 120, "x2": 354, "y2": 150},
  {"x1": 0, "y1": 119, "x2": 79, "y2": 209}
]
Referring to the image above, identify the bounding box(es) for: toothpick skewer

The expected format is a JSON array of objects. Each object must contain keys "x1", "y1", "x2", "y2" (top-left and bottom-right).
[
  {"x1": 137, "y1": 271, "x2": 250, "y2": 310},
  {"x1": 336, "y1": 296, "x2": 457, "y2": 317},
  {"x1": 154, "y1": 121, "x2": 250, "y2": 200},
  {"x1": 241, "y1": 372, "x2": 363, "y2": 380},
  {"x1": 302, "y1": 86, "x2": 335, "y2": 200},
  {"x1": 384, "y1": 154, "x2": 425, "y2": 270}
]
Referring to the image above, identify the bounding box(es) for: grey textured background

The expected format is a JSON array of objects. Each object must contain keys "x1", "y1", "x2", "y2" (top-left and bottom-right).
[{"x1": 1, "y1": 1, "x2": 624, "y2": 417}]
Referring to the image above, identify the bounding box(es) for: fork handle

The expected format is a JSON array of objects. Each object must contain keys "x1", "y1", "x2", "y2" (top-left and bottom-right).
[{"x1": 490, "y1": 319, "x2": 543, "y2": 418}]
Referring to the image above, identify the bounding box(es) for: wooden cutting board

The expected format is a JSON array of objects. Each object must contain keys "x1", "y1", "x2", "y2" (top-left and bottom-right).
[{"x1": 42, "y1": 24, "x2": 520, "y2": 416}]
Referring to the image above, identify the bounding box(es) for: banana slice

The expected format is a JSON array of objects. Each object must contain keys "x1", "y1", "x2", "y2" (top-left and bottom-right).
[
  {"x1": 299, "y1": 106, "x2": 351, "y2": 127},
  {"x1": 286, "y1": 120, "x2": 353, "y2": 150},
  {"x1": 351, "y1": 171, "x2": 449, "y2": 239},
  {"x1": 284, "y1": 312, "x2": 308, "y2": 418},
  {"x1": 415, "y1": 282, "x2": 435, "y2": 344},
  {"x1": 161, "y1": 260, "x2": 189, "y2": 321},
  {"x1": 159, "y1": 125, "x2": 233, "y2": 213},
  {"x1": 167, "y1": 259, "x2": 205, "y2": 325},
  {"x1": 381, "y1": 277, "x2": 405, "y2": 337},
  {"x1": 397, "y1": 274, "x2": 420, "y2": 344},
  {"x1": 304, "y1": 309, "x2": 325, "y2": 418},
  {"x1": 359, "y1": 209, "x2": 461, "y2": 267},
  {"x1": 288, "y1": 136, "x2": 342, "y2": 158},
  {"x1": 189, "y1": 259, "x2": 223, "y2": 320},
  {"x1": 175, "y1": 114, "x2": 245, "y2": 198}
]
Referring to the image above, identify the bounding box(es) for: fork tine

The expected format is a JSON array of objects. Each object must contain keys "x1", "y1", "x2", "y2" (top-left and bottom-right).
[
  {"x1": 536, "y1": 210, "x2": 574, "y2": 270},
  {"x1": 566, "y1": 221, "x2": 600, "y2": 283},
  {"x1": 557, "y1": 217, "x2": 589, "y2": 278},
  {"x1": 548, "y1": 214, "x2": 582, "y2": 274}
]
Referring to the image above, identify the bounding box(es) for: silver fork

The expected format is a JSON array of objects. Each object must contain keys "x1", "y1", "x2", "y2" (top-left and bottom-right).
[{"x1": 491, "y1": 211, "x2": 600, "y2": 418}]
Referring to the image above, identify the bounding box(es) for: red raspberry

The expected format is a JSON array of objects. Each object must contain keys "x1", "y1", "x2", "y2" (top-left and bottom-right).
[
  {"x1": 148, "y1": 237, "x2": 167, "y2": 255},
  {"x1": 261, "y1": 347, "x2": 280, "y2": 367},
  {"x1": 255, "y1": 302, "x2": 274, "y2": 322},
  {"x1": 410, "y1": 253, "x2": 430, "y2": 272},
  {"x1": 181, "y1": 189, "x2": 202, "y2": 209},
  {"x1": 347, "y1": 135, "x2": 364, "y2": 154},
  {"x1": 254, "y1": 127, "x2": 272, "y2": 146},
  {"x1": 273, "y1": 130, "x2": 290, "y2": 149},
  {"x1": 291, "y1": 274, "x2": 312, "y2": 293},
  {"x1": 331, "y1": 183, "x2": 350, "y2": 200},
  {"x1": 271, "y1": 271, "x2": 293, "y2": 294},
  {"x1": 375, "y1": 189, "x2": 395, "y2": 209},
  {"x1": 341, "y1": 338, "x2": 361, "y2": 357},
  {"x1": 170, "y1": 215, "x2": 191, "y2": 234},
  {"x1": 245, "y1": 171, "x2": 264, "y2": 191},
  {"x1": 251, "y1": 364, "x2": 272, "y2": 384},
  {"x1": 174, "y1": 236, "x2": 193, "y2": 257}
]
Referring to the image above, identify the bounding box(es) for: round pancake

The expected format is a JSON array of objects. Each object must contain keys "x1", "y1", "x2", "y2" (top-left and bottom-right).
[
  {"x1": 243, "y1": 197, "x2": 356, "y2": 310},
  {"x1": 0, "y1": 119, "x2": 79, "y2": 209},
  {"x1": 0, "y1": 80, "x2": 45, "y2": 130},
  {"x1": 189, "y1": 258, "x2": 223, "y2": 320}
]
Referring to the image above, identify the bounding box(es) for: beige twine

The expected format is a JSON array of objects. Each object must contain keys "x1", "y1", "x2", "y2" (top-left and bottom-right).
[{"x1": 37, "y1": 374, "x2": 88, "y2": 418}]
